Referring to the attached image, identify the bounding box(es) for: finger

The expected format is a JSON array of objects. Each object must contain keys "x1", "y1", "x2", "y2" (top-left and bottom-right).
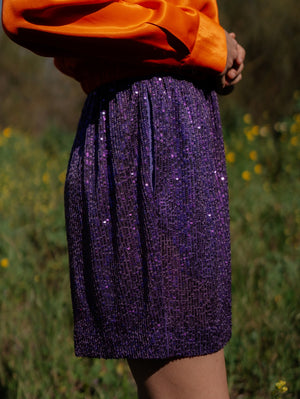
[
  {"x1": 235, "y1": 62, "x2": 244, "y2": 75},
  {"x1": 236, "y1": 45, "x2": 246, "y2": 65},
  {"x1": 228, "y1": 73, "x2": 242, "y2": 86},
  {"x1": 224, "y1": 66, "x2": 243, "y2": 84},
  {"x1": 226, "y1": 62, "x2": 244, "y2": 80},
  {"x1": 226, "y1": 69, "x2": 237, "y2": 81},
  {"x1": 227, "y1": 44, "x2": 239, "y2": 69}
]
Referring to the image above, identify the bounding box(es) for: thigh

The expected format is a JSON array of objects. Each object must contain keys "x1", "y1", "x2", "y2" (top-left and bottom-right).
[{"x1": 127, "y1": 349, "x2": 230, "y2": 399}]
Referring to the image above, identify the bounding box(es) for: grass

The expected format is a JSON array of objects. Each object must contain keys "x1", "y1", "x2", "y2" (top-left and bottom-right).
[
  {"x1": 0, "y1": 96, "x2": 300, "y2": 398},
  {"x1": 224, "y1": 102, "x2": 300, "y2": 398}
]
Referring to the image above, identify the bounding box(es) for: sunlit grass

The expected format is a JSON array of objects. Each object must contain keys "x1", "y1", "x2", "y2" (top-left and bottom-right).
[
  {"x1": 0, "y1": 127, "x2": 135, "y2": 398},
  {"x1": 224, "y1": 99, "x2": 300, "y2": 398},
  {"x1": 0, "y1": 97, "x2": 299, "y2": 398}
]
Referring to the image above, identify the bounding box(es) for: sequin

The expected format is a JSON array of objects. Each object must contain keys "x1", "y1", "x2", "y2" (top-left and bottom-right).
[{"x1": 64, "y1": 75, "x2": 231, "y2": 359}]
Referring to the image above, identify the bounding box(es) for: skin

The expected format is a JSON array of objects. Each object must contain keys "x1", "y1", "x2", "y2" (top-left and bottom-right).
[{"x1": 127, "y1": 349, "x2": 230, "y2": 399}]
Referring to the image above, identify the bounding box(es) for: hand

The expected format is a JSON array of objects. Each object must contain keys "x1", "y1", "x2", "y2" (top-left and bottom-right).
[{"x1": 215, "y1": 31, "x2": 246, "y2": 95}]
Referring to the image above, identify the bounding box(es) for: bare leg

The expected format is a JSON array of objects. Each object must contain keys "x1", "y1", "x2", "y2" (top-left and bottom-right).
[{"x1": 127, "y1": 349, "x2": 230, "y2": 399}]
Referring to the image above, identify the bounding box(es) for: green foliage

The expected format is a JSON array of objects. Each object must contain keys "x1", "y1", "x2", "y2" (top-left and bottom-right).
[
  {"x1": 0, "y1": 101, "x2": 299, "y2": 397},
  {"x1": 219, "y1": 0, "x2": 300, "y2": 127},
  {"x1": 1, "y1": 1, "x2": 299, "y2": 397},
  {"x1": 1, "y1": 0, "x2": 300, "y2": 133},
  {"x1": 223, "y1": 103, "x2": 300, "y2": 398},
  {"x1": 0, "y1": 127, "x2": 136, "y2": 398},
  {"x1": 0, "y1": 32, "x2": 84, "y2": 134}
]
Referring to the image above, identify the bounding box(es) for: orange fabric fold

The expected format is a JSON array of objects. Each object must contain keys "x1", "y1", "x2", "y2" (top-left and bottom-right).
[{"x1": 2, "y1": 0, "x2": 227, "y2": 92}]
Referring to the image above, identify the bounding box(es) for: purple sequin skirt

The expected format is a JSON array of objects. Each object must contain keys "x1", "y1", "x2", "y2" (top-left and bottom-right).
[{"x1": 64, "y1": 75, "x2": 231, "y2": 359}]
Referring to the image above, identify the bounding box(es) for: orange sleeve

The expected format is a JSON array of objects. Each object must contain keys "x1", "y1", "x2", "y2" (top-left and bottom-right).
[{"x1": 2, "y1": 0, "x2": 227, "y2": 73}]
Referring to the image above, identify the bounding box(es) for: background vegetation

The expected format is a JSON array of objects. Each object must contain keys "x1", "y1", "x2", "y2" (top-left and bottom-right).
[
  {"x1": 0, "y1": 1, "x2": 299, "y2": 398},
  {"x1": 1, "y1": 0, "x2": 300, "y2": 132},
  {"x1": 219, "y1": 0, "x2": 300, "y2": 127}
]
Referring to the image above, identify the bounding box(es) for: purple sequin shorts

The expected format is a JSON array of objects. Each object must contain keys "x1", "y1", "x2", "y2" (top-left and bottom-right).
[{"x1": 64, "y1": 75, "x2": 231, "y2": 359}]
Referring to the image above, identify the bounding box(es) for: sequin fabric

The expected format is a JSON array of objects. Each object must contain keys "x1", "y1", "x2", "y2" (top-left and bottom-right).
[{"x1": 64, "y1": 75, "x2": 231, "y2": 359}]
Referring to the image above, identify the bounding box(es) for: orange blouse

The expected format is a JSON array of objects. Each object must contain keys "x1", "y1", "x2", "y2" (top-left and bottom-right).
[{"x1": 2, "y1": 0, "x2": 227, "y2": 93}]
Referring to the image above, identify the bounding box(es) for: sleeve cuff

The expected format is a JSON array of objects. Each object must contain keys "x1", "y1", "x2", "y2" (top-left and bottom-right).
[{"x1": 184, "y1": 13, "x2": 227, "y2": 73}]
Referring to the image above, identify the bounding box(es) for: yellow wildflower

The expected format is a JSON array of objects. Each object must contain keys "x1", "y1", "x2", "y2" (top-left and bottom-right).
[
  {"x1": 226, "y1": 152, "x2": 235, "y2": 163},
  {"x1": 243, "y1": 113, "x2": 252, "y2": 125},
  {"x1": 34, "y1": 275, "x2": 40, "y2": 283},
  {"x1": 116, "y1": 361, "x2": 125, "y2": 376},
  {"x1": 290, "y1": 123, "x2": 300, "y2": 134},
  {"x1": 275, "y1": 380, "x2": 288, "y2": 393},
  {"x1": 290, "y1": 136, "x2": 298, "y2": 146},
  {"x1": 242, "y1": 171, "x2": 251, "y2": 181},
  {"x1": 246, "y1": 132, "x2": 255, "y2": 142},
  {"x1": 254, "y1": 164, "x2": 263, "y2": 174},
  {"x1": 1, "y1": 258, "x2": 9, "y2": 268},
  {"x1": 294, "y1": 113, "x2": 300, "y2": 123},
  {"x1": 275, "y1": 380, "x2": 286, "y2": 389},
  {"x1": 251, "y1": 125, "x2": 259, "y2": 136},
  {"x1": 42, "y1": 172, "x2": 50, "y2": 184},
  {"x1": 274, "y1": 295, "x2": 282, "y2": 304},
  {"x1": 3, "y1": 127, "x2": 12, "y2": 138},
  {"x1": 244, "y1": 126, "x2": 254, "y2": 141},
  {"x1": 58, "y1": 171, "x2": 66, "y2": 184},
  {"x1": 244, "y1": 126, "x2": 259, "y2": 141},
  {"x1": 249, "y1": 150, "x2": 258, "y2": 161}
]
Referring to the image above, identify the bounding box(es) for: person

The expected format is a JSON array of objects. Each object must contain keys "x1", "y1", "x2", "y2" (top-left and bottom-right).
[{"x1": 2, "y1": 1, "x2": 245, "y2": 398}]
